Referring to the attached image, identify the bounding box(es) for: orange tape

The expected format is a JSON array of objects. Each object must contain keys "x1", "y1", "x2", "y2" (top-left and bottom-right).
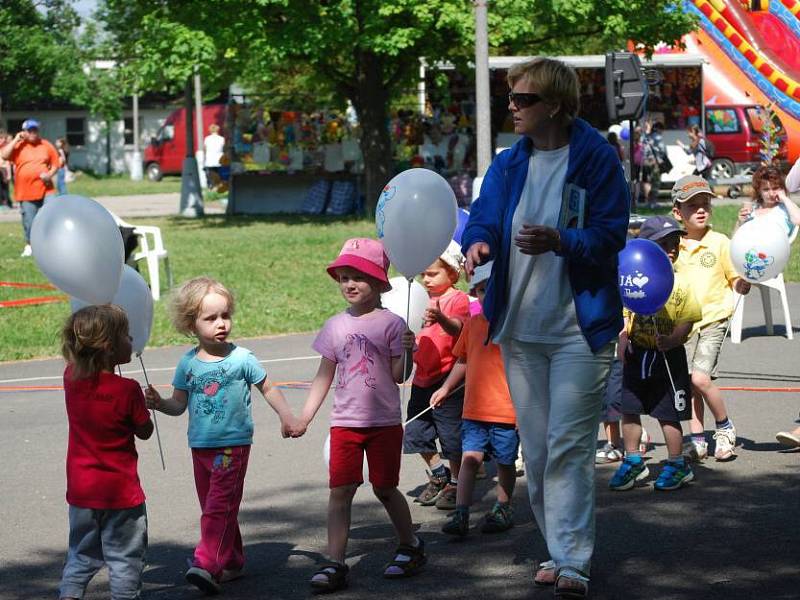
[{"x1": 0, "y1": 296, "x2": 67, "y2": 308}]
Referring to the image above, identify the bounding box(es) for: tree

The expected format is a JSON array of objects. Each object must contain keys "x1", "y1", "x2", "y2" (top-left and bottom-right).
[{"x1": 99, "y1": 0, "x2": 696, "y2": 212}]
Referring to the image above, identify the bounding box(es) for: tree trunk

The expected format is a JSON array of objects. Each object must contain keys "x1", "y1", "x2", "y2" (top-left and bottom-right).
[{"x1": 351, "y1": 51, "x2": 392, "y2": 217}]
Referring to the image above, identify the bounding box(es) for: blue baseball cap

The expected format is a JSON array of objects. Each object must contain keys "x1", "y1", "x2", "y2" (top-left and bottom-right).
[
  {"x1": 21, "y1": 119, "x2": 40, "y2": 130},
  {"x1": 638, "y1": 215, "x2": 686, "y2": 242}
]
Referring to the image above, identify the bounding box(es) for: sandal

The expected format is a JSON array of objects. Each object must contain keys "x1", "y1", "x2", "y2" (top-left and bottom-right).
[
  {"x1": 383, "y1": 537, "x2": 426, "y2": 578},
  {"x1": 309, "y1": 562, "x2": 349, "y2": 593},
  {"x1": 554, "y1": 567, "x2": 590, "y2": 599},
  {"x1": 533, "y1": 559, "x2": 556, "y2": 587}
]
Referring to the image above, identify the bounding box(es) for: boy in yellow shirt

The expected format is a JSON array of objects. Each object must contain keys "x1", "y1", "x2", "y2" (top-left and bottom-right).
[
  {"x1": 671, "y1": 176, "x2": 750, "y2": 461},
  {"x1": 610, "y1": 216, "x2": 702, "y2": 491}
]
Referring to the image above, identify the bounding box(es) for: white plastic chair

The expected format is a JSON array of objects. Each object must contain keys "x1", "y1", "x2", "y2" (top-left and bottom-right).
[
  {"x1": 111, "y1": 213, "x2": 173, "y2": 301},
  {"x1": 730, "y1": 225, "x2": 796, "y2": 343}
]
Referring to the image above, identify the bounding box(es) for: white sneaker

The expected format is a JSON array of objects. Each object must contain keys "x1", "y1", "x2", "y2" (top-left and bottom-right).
[
  {"x1": 20, "y1": 244, "x2": 32, "y2": 257},
  {"x1": 639, "y1": 427, "x2": 651, "y2": 454},
  {"x1": 220, "y1": 568, "x2": 244, "y2": 583},
  {"x1": 682, "y1": 439, "x2": 709, "y2": 461},
  {"x1": 515, "y1": 450, "x2": 525, "y2": 476},
  {"x1": 713, "y1": 425, "x2": 737, "y2": 461},
  {"x1": 595, "y1": 442, "x2": 623, "y2": 464},
  {"x1": 185, "y1": 566, "x2": 221, "y2": 594}
]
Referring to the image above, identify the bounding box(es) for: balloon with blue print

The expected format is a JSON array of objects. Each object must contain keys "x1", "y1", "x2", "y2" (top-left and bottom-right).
[{"x1": 618, "y1": 239, "x2": 674, "y2": 315}]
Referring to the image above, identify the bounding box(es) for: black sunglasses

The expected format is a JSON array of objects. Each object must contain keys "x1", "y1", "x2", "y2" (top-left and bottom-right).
[{"x1": 508, "y1": 92, "x2": 543, "y2": 109}]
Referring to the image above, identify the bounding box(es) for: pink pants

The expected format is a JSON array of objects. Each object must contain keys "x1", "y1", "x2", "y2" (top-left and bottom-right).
[{"x1": 191, "y1": 445, "x2": 250, "y2": 578}]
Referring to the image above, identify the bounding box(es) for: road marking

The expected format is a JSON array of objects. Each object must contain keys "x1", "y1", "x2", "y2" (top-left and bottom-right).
[{"x1": 0, "y1": 354, "x2": 319, "y2": 384}]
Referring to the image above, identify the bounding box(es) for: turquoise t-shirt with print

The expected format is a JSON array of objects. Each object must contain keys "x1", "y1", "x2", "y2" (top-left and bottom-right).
[{"x1": 172, "y1": 345, "x2": 267, "y2": 448}]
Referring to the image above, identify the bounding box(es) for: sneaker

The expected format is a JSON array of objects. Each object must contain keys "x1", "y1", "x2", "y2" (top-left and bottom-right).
[
  {"x1": 639, "y1": 428, "x2": 651, "y2": 454},
  {"x1": 595, "y1": 442, "x2": 623, "y2": 464},
  {"x1": 415, "y1": 469, "x2": 450, "y2": 505},
  {"x1": 185, "y1": 566, "x2": 221, "y2": 595},
  {"x1": 481, "y1": 503, "x2": 514, "y2": 533},
  {"x1": 219, "y1": 568, "x2": 244, "y2": 583},
  {"x1": 713, "y1": 425, "x2": 737, "y2": 461},
  {"x1": 609, "y1": 457, "x2": 650, "y2": 491},
  {"x1": 655, "y1": 461, "x2": 694, "y2": 491},
  {"x1": 434, "y1": 483, "x2": 457, "y2": 510},
  {"x1": 20, "y1": 244, "x2": 32, "y2": 257},
  {"x1": 682, "y1": 439, "x2": 709, "y2": 461},
  {"x1": 441, "y1": 510, "x2": 469, "y2": 537}
]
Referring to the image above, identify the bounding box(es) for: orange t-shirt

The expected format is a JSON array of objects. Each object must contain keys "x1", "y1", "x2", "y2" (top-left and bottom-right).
[
  {"x1": 9, "y1": 139, "x2": 59, "y2": 201},
  {"x1": 412, "y1": 289, "x2": 470, "y2": 387},
  {"x1": 452, "y1": 314, "x2": 516, "y2": 425}
]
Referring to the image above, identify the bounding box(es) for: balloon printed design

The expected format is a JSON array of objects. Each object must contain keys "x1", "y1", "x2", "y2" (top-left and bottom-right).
[{"x1": 375, "y1": 185, "x2": 396, "y2": 239}]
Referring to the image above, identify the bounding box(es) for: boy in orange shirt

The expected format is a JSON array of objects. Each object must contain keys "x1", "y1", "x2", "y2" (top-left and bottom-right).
[{"x1": 430, "y1": 262, "x2": 519, "y2": 537}]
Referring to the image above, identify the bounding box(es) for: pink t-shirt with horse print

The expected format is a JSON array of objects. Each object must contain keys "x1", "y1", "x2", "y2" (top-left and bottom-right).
[{"x1": 313, "y1": 309, "x2": 408, "y2": 428}]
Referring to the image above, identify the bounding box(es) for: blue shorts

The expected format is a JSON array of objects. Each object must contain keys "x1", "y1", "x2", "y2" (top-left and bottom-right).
[{"x1": 461, "y1": 419, "x2": 519, "y2": 466}]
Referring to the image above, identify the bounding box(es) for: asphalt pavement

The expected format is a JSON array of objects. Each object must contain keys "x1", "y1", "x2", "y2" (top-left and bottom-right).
[{"x1": 1, "y1": 287, "x2": 799, "y2": 599}]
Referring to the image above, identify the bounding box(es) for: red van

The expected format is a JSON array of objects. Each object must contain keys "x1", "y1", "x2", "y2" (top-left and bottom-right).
[
  {"x1": 143, "y1": 104, "x2": 226, "y2": 181},
  {"x1": 705, "y1": 104, "x2": 787, "y2": 179}
]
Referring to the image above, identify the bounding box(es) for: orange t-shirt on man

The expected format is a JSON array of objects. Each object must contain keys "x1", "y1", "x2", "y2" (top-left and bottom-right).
[
  {"x1": 10, "y1": 139, "x2": 59, "y2": 202},
  {"x1": 452, "y1": 313, "x2": 516, "y2": 425}
]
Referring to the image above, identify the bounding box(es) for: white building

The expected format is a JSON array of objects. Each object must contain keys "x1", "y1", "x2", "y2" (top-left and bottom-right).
[{"x1": 2, "y1": 105, "x2": 173, "y2": 175}]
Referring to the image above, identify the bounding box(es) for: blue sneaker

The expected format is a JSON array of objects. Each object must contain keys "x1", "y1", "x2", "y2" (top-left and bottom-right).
[
  {"x1": 654, "y1": 461, "x2": 694, "y2": 491},
  {"x1": 609, "y1": 457, "x2": 649, "y2": 491}
]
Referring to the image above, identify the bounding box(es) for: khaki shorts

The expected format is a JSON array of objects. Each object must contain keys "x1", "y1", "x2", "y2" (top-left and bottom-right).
[{"x1": 685, "y1": 319, "x2": 728, "y2": 379}]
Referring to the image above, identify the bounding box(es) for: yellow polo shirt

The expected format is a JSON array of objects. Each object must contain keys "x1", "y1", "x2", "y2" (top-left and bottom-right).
[
  {"x1": 674, "y1": 228, "x2": 740, "y2": 333},
  {"x1": 624, "y1": 271, "x2": 702, "y2": 349}
]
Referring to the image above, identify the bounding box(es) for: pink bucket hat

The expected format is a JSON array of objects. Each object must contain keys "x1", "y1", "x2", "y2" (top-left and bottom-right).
[{"x1": 327, "y1": 238, "x2": 391, "y2": 290}]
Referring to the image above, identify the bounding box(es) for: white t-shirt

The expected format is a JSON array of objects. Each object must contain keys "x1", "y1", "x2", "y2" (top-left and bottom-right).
[
  {"x1": 203, "y1": 133, "x2": 225, "y2": 168},
  {"x1": 494, "y1": 145, "x2": 581, "y2": 344}
]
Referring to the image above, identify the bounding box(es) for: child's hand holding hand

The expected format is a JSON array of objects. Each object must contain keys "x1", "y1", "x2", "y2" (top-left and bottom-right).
[
  {"x1": 734, "y1": 279, "x2": 751, "y2": 295},
  {"x1": 401, "y1": 329, "x2": 416, "y2": 350},
  {"x1": 144, "y1": 384, "x2": 161, "y2": 410},
  {"x1": 280, "y1": 415, "x2": 306, "y2": 439}
]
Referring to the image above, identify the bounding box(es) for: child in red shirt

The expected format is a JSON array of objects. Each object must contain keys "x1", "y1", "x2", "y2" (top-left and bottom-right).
[
  {"x1": 404, "y1": 241, "x2": 471, "y2": 510},
  {"x1": 59, "y1": 305, "x2": 153, "y2": 600},
  {"x1": 431, "y1": 261, "x2": 519, "y2": 536}
]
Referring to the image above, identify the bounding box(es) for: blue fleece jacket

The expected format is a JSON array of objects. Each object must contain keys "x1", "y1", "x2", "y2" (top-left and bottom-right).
[{"x1": 461, "y1": 118, "x2": 630, "y2": 352}]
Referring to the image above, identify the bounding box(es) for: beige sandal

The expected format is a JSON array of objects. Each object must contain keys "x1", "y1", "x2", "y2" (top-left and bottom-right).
[
  {"x1": 554, "y1": 567, "x2": 590, "y2": 599},
  {"x1": 533, "y1": 560, "x2": 556, "y2": 586}
]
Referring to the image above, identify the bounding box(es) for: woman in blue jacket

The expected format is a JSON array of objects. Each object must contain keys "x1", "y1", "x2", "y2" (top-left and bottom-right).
[{"x1": 462, "y1": 58, "x2": 629, "y2": 599}]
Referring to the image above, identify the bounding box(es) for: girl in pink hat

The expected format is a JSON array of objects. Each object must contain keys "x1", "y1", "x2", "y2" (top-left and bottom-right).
[{"x1": 297, "y1": 238, "x2": 425, "y2": 592}]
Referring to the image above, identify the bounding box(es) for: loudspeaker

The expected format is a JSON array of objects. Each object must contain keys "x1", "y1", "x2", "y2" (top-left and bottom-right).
[{"x1": 605, "y1": 52, "x2": 647, "y2": 122}]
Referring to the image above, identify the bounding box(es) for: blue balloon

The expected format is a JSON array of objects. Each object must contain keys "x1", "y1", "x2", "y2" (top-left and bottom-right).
[
  {"x1": 618, "y1": 239, "x2": 674, "y2": 315},
  {"x1": 453, "y1": 208, "x2": 470, "y2": 245},
  {"x1": 620, "y1": 127, "x2": 630, "y2": 140}
]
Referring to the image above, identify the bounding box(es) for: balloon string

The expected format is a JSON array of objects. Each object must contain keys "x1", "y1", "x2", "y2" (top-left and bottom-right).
[
  {"x1": 403, "y1": 384, "x2": 465, "y2": 427},
  {"x1": 653, "y1": 320, "x2": 678, "y2": 399},
  {"x1": 139, "y1": 354, "x2": 166, "y2": 471},
  {"x1": 721, "y1": 293, "x2": 744, "y2": 346}
]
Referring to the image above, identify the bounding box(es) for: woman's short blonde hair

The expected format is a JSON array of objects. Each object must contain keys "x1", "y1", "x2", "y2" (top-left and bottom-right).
[
  {"x1": 507, "y1": 58, "x2": 580, "y2": 120},
  {"x1": 62, "y1": 304, "x2": 129, "y2": 380},
  {"x1": 169, "y1": 277, "x2": 235, "y2": 336}
]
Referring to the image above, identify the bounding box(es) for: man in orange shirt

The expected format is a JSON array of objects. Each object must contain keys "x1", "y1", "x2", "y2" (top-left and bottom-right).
[
  {"x1": 0, "y1": 119, "x2": 60, "y2": 256},
  {"x1": 430, "y1": 261, "x2": 519, "y2": 537}
]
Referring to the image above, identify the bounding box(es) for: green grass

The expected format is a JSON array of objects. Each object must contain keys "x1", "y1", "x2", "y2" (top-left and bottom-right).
[
  {"x1": 0, "y1": 215, "x2": 375, "y2": 362},
  {"x1": 66, "y1": 173, "x2": 182, "y2": 197},
  {"x1": 2, "y1": 206, "x2": 799, "y2": 362}
]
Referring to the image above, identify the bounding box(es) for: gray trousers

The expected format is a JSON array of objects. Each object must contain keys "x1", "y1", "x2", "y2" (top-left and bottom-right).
[
  {"x1": 501, "y1": 338, "x2": 613, "y2": 575},
  {"x1": 20, "y1": 198, "x2": 46, "y2": 242},
  {"x1": 59, "y1": 503, "x2": 147, "y2": 600}
]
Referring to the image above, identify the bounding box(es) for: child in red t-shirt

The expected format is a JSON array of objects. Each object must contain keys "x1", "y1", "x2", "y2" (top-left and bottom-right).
[
  {"x1": 58, "y1": 305, "x2": 154, "y2": 600},
  {"x1": 430, "y1": 261, "x2": 519, "y2": 537},
  {"x1": 404, "y1": 241, "x2": 471, "y2": 510}
]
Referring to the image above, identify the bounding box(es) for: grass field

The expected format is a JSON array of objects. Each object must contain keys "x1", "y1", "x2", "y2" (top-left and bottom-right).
[
  {"x1": 2, "y1": 205, "x2": 798, "y2": 362},
  {"x1": 66, "y1": 173, "x2": 182, "y2": 197}
]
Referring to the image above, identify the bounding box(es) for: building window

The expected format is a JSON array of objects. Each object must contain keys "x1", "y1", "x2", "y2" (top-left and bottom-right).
[
  {"x1": 6, "y1": 119, "x2": 25, "y2": 133},
  {"x1": 123, "y1": 117, "x2": 143, "y2": 145},
  {"x1": 66, "y1": 118, "x2": 86, "y2": 146}
]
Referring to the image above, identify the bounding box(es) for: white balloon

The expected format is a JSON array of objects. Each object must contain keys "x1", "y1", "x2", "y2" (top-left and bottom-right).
[
  {"x1": 381, "y1": 277, "x2": 429, "y2": 334},
  {"x1": 375, "y1": 168, "x2": 457, "y2": 278},
  {"x1": 71, "y1": 266, "x2": 154, "y2": 355},
  {"x1": 324, "y1": 433, "x2": 369, "y2": 483},
  {"x1": 730, "y1": 219, "x2": 790, "y2": 283},
  {"x1": 31, "y1": 195, "x2": 124, "y2": 304}
]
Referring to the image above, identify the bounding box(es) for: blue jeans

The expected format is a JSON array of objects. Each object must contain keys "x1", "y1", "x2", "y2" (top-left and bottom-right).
[
  {"x1": 501, "y1": 337, "x2": 613, "y2": 575},
  {"x1": 59, "y1": 503, "x2": 148, "y2": 600},
  {"x1": 56, "y1": 168, "x2": 67, "y2": 195},
  {"x1": 20, "y1": 198, "x2": 47, "y2": 242}
]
